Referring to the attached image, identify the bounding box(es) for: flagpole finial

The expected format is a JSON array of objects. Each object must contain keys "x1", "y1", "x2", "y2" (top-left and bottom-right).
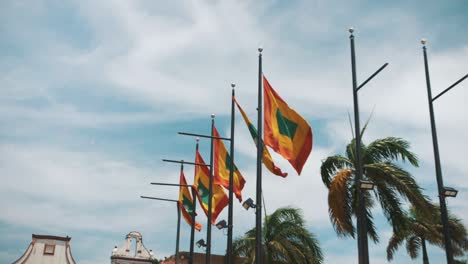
[
  {"x1": 196, "y1": 137, "x2": 200, "y2": 143},
  {"x1": 258, "y1": 46, "x2": 263, "y2": 53},
  {"x1": 231, "y1": 83, "x2": 236, "y2": 88},
  {"x1": 348, "y1": 27, "x2": 354, "y2": 34},
  {"x1": 211, "y1": 113, "x2": 215, "y2": 119},
  {"x1": 421, "y1": 39, "x2": 427, "y2": 46}
]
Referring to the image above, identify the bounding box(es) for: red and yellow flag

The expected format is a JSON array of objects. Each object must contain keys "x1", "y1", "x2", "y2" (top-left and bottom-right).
[
  {"x1": 263, "y1": 75, "x2": 313, "y2": 175},
  {"x1": 194, "y1": 150, "x2": 229, "y2": 224},
  {"x1": 213, "y1": 126, "x2": 246, "y2": 202},
  {"x1": 179, "y1": 170, "x2": 202, "y2": 231},
  {"x1": 234, "y1": 98, "x2": 288, "y2": 177}
]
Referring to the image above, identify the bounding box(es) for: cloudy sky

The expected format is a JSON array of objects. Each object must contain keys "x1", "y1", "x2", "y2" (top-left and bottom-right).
[{"x1": 1, "y1": 0, "x2": 467, "y2": 263}]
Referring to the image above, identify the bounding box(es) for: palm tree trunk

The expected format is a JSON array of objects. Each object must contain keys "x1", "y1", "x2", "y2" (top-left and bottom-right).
[{"x1": 421, "y1": 238, "x2": 429, "y2": 264}]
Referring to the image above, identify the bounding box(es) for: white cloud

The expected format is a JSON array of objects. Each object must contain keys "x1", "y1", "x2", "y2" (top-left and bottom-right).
[{"x1": 1, "y1": 0, "x2": 467, "y2": 263}]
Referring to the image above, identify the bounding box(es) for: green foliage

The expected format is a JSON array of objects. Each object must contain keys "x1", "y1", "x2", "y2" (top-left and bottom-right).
[
  {"x1": 320, "y1": 127, "x2": 431, "y2": 242},
  {"x1": 387, "y1": 205, "x2": 468, "y2": 263},
  {"x1": 151, "y1": 258, "x2": 160, "y2": 264},
  {"x1": 232, "y1": 207, "x2": 323, "y2": 264}
]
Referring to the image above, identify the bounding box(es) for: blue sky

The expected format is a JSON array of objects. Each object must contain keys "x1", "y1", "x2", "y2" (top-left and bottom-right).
[{"x1": 1, "y1": 0, "x2": 467, "y2": 263}]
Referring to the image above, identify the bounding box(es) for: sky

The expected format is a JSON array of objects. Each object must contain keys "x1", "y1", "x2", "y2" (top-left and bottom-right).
[{"x1": 0, "y1": 0, "x2": 467, "y2": 263}]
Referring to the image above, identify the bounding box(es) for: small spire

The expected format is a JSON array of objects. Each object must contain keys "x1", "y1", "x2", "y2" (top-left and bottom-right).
[
  {"x1": 421, "y1": 38, "x2": 427, "y2": 46},
  {"x1": 348, "y1": 27, "x2": 354, "y2": 34},
  {"x1": 211, "y1": 113, "x2": 215, "y2": 119},
  {"x1": 258, "y1": 46, "x2": 263, "y2": 53}
]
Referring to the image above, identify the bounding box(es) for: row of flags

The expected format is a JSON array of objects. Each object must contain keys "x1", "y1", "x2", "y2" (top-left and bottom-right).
[{"x1": 177, "y1": 75, "x2": 313, "y2": 230}]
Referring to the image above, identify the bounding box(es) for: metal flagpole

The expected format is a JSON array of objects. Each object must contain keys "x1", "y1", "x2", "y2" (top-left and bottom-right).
[
  {"x1": 176, "y1": 201, "x2": 181, "y2": 264},
  {"x1": 226, "y1": 84, "x2": 236, "y2": 264},
  {"x1": 255, "y1": 47, "x2": 263, "y2": 264},
  {"x1": 189, "y1": 184, "x2": 197, "y2": 264},
  {"x1": 205, "y1": 115, "x2": 215, "y2": 264}
]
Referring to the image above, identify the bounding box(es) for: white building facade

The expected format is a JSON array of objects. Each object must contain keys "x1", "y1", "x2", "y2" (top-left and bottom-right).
[{"x1": 13, "y1": 234, "x2": 76, "y2": 264}]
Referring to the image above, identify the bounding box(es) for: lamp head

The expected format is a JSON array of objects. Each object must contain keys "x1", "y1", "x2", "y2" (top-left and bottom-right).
[
  {"x1": 242, "y1": 198, "x2": 256, "y2": 210},
  {"x1": 196, "y1": 239, "x2": 206, "y2": 248},
  {"x1": 443, "y1": 186, "x2": 458, "y2": 198},
  {"x1": 359, "y1": 179, "x2": 375, "y2": 191},
  {"x1": 216, "y1": 220, "x2": 228, "y2": 230}
]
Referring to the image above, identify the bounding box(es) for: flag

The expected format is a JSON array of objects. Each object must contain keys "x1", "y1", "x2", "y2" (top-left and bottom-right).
[
  {"x1": 194, "y1": 150, "x2": 229, "y2": 224},
  {"x1": 263, "y1": 75, "x2": 313, "y2": 175},
  {"x1": 234, "y1": 97, "x2": 288, "y2": 177},
  {"x1": 213, "y1": 126, "x2": 246, "y2": 202},
  {"x1": 179, "y1": 170, "x2": 202, "y2": 231}
]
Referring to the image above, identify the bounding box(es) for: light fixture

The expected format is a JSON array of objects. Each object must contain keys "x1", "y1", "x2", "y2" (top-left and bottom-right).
[
  {"x1": 112, "y1": 246, "x2": 118, "y2": 255},
  {"x1": 216, "y1": 220, "x2": 228, "y2": 230},
  {"x1": 443, "y1": 187, "x2": 458, "y2": 198},
  {"x1": 359, "y1": 179, "x2": 375, "y2": 190},
  {"x1": 242, "y1": 198, "x2": 256, "y2": 210},
  {"x1": 196, "y1": 239, "x2": 207, "y2": 248}
]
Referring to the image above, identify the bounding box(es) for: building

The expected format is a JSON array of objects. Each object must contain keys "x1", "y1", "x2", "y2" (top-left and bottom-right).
[
  {"x1": 111, "y1": 231, "x2": 155, "y2": 264},
  {"x1": 160, "y1": 252, "x2": 246, "y2": 264},
  {"x1": 13, "y1": 234, "x2": 76, "y2": 264}
]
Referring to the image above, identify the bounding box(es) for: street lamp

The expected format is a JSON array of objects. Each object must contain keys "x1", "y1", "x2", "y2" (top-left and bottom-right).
[
  {"x1": 443, "y1": 187, "x2": 458, "y2": 198},
  {"x1": 216, "y1": 220, "x2": 228, "y2": 230},
  {"x1": 348, "y1": 27, "x2": 389, "y2": 264},
  {"x1": 421, "y1": 39, "x2": 467, "y2": 264},
  {"x1": 242, "y1": 198, "x2": 256, "y2": 210},
  {"x1": 196, "y1": 239, "x2": 207, "y2": 248},
  {"x1": 359, "y1": 180, "x2": 375, "y2": 191}
]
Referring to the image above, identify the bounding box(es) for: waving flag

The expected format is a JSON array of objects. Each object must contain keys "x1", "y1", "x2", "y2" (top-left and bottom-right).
[
  {"x1": 213, "y1": 126, "x2": 246, "y2": 202},
  {"x1": 194, "y1": 150, "x2": 228, "y2": 224},
  {"x1": 234, "y1": 98, "x2": 288, "y2": 177},
  {"x1": 179, "y1": 170, "x2": 202, "y2": 231},
  {"x1": 263, "y1": 75, "x2": 313, "y2": 175}
]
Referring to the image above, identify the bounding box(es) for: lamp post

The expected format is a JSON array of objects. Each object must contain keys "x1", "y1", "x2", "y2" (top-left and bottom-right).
[
  {"x1": 140, "y1": 196, "x2": 181, "y2": 264},
  {"x1": 421, "y1": 39, "x2": 467, "y2": 264},
  {"x1": 149, "y1": 179, "x2": 200, "y2": 264},
  {"x1": 348, "y1": 27, "x2": 389, "y2": 264}
]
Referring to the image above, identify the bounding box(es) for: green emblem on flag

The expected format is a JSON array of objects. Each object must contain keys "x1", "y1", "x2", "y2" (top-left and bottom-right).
[
  {"x1": 276, "y1": 109, "x2": 297, "y2": 139},
  {"x1": 197, "y1": 179, "x2": 210, "y2": 204},
  {"x1": 225, "y1": 153, "x2": 238, "y2": 172},
  {"x1": 182, "y1": 195, "x2": 193, "y2": 213}
]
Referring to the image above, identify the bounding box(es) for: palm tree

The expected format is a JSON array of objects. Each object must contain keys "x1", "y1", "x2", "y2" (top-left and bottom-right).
[
  {"x1": 320, "y1": 125, "x2": 431, "y2": 242},
  {"x1": 387, "y1": 205, "x2": 468, "y2": 263},
  {"x1": 232, "y1": 207, "x2": 323, "y2": 264}
]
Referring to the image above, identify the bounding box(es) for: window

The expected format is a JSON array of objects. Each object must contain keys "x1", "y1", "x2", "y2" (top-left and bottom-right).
[{"x1": 43, "y1": 244, "x2": 55, "y2": 255}]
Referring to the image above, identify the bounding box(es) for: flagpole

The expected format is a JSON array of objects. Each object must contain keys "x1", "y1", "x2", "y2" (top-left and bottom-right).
[
  {"x1": 190, "y1": 183, "x2": 197, "y2": 264},
  {"x1": 255, "y1": 47, "x2": 263, "y2": 264},
  {"x1": 226, "y1": 83, "x2": 236, "y2": 264},
  {"x1": 206, "y1": 114, "x2": 215, "y2": 264},
  {"x1": 176, "y1": 201, "x2": 181, "y2": 264}
]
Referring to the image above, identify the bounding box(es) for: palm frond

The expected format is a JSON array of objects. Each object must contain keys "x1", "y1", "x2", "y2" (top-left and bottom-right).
[
  {"x1": 371, "y1": 178, "x2": 407, "y2": 233},
  {"x1": 387, "y1": 232, "x2": 406, "y2": 261},
  {"x1": 365, "y1": 162, "x2": 431, "y2": 214},
  {"x1": 320, "y1": 155, "x2": 352, "y2": 187},
  {"x1": 328, "y1": 169, "x2": 355, "y2": 236},
  {"x1": 365, "y1": 137, "x2": 419, "y2": 166},
  {"x1": 406, "y1": 235, "x2": 421, "y2": 259},
  {"x1": 365, "y1": 204, "x2": 379, "y2": 243}
]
